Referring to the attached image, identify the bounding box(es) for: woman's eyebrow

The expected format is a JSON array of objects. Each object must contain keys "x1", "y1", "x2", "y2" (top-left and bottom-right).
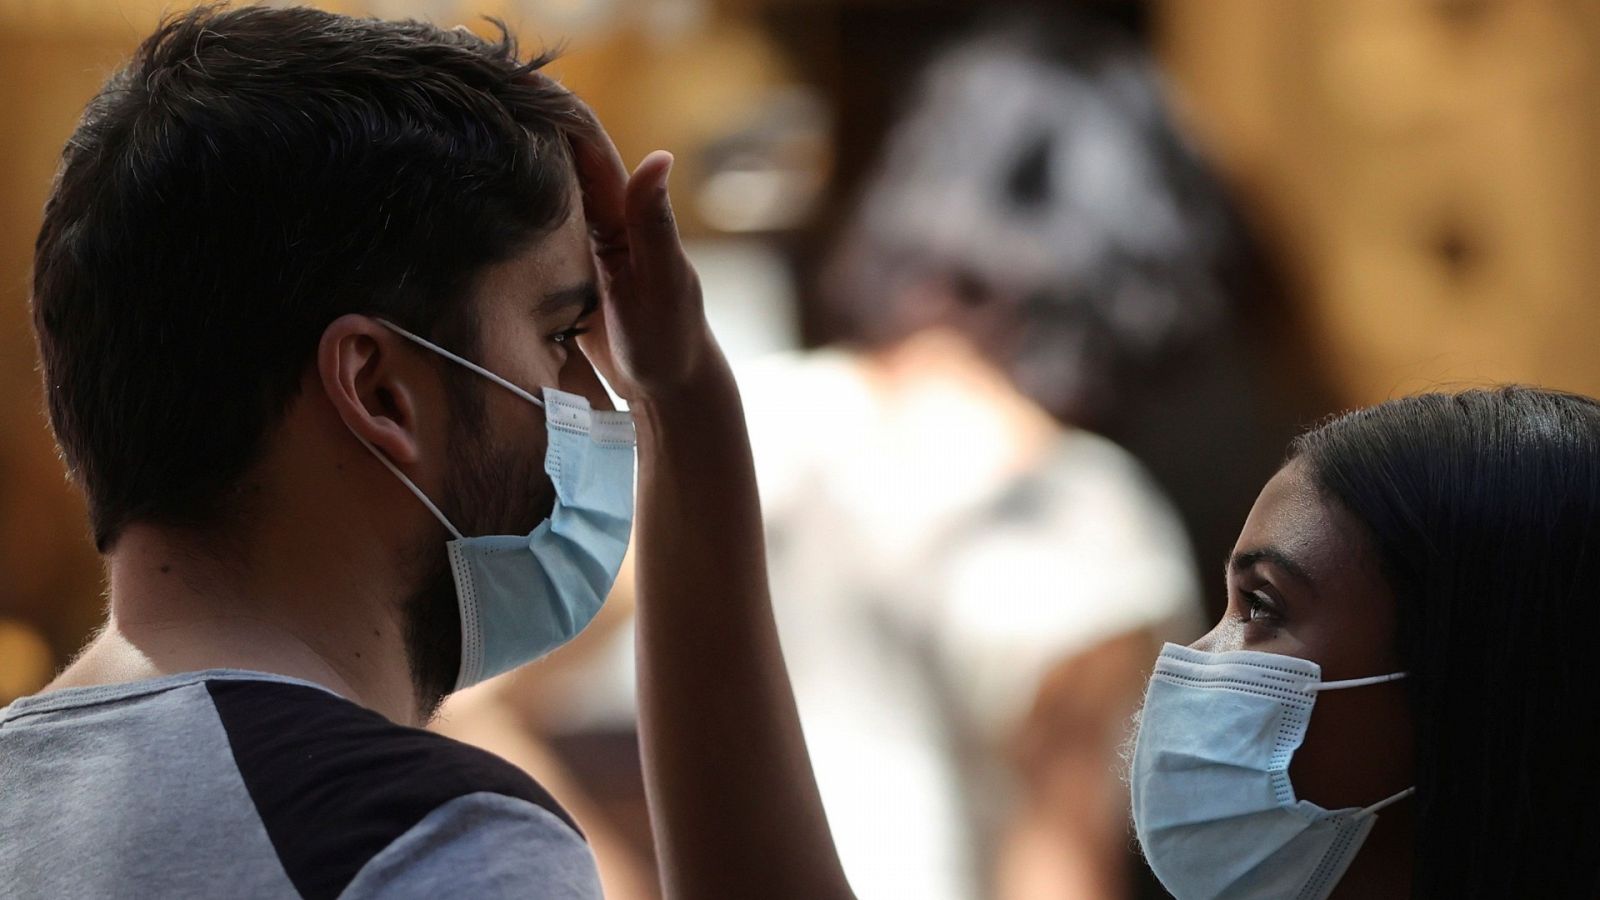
[{"x1": 1227, "y1": 546, "x2": 1316, "y2": 589}]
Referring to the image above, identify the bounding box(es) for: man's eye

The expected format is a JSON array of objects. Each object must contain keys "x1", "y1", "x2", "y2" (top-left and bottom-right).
[{"x1": 551, "y1": 326, "x2": 590, "y2": 345}]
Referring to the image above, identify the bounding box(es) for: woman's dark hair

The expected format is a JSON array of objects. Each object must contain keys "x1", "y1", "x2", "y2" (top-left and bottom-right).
[
  {"x1": 32, "y1": 4, "x2": 596, "y2": 551},
  {"x1": 1289, "y1": 387, "x2": 1600, "y2": 898}
]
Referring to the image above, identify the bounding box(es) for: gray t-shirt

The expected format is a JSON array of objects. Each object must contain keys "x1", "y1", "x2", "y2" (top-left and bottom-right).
[{"x1": 0, "y1": 670, "x2": 601, "y2": 899}]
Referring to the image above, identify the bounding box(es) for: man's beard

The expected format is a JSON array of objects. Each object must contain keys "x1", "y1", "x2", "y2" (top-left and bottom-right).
[{"x1": 403, "y1": 396, "x2": 555, "y2": 721}]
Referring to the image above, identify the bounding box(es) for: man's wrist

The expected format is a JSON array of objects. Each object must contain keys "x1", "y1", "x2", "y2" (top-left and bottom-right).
[{"x1": 630, "y1": 338, "x2": 741, "y2": 446}]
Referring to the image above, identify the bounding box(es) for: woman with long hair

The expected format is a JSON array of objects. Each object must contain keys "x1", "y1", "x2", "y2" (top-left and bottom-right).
[
  {"x1": 1129, "y1": 386, "x2": 1600, "y2": 898},
  {"x1": 653, "y1": 385, "x2": 1600, "y2": 900}
]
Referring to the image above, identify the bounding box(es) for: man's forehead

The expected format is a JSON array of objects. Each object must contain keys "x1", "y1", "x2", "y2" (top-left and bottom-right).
[
  {"x1": 471, "y1": 193, "x2": 595, "y2": 319},
  {"x1": 536, "y1": 282, "x2": 600, "y2": 317}
]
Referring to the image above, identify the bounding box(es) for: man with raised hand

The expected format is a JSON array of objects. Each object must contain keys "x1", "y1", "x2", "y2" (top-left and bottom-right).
[{"x1": 1, "y1": 6, "x2": 851, "y2": 899}]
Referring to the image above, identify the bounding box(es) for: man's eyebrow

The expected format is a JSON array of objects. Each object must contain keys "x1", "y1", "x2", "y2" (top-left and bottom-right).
[
  {"x1": 537, "y1": 282, "x2": 600, "y2": 317},
  {"x1": 1227, "y1": 547, "x2": 1315, "y2": 587}
]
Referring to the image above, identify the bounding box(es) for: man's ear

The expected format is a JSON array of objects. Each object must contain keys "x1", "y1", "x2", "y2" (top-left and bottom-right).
[{"x1": 318, "y1": 314, "x2": 424, "y2": 466}]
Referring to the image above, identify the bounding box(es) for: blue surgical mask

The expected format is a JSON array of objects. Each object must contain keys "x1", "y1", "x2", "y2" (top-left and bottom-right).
[
  {"x1": 349, "y1": 320, "x2": 635, "y2": 692},
  {"x1": 1130, "y1": 642, "x2": 1414, "y2": 900}
]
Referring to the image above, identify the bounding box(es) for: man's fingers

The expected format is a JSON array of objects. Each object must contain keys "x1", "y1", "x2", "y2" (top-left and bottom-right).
[
  {"x1": 569, "y1": 98, "x2": 630, "y2": 256},
  {"x1": 624, "y1": 151, "x2": 687, "y2": 282}
]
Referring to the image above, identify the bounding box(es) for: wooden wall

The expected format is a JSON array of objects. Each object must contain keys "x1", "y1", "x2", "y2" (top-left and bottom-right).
[
  {"x1": 1159, "y1": 0, "x2": 1600, "y2": 405},
  {"x1": 0, "y1": 11, "x2": 136, "y2": 701}
]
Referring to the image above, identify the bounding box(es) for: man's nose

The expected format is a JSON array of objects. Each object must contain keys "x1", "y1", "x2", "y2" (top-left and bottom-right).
[{"x1": 561, "y1": 348, "x2": 615, "y2": 412}]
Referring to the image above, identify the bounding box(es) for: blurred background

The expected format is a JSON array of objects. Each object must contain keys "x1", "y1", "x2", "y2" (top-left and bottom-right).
[{"x1": 6, "y1": 0, "x2": 1600, "y2": 897}]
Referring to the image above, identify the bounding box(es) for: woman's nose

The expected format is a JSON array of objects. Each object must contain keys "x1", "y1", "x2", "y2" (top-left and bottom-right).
[{"x1": 1188, "y1": 621, "x2": 1230, "y2": 654}]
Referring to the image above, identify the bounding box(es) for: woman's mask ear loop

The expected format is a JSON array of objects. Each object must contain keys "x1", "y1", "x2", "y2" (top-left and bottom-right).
[
  {"x1": 1308, "y1": 670, "x2": 1416, "y2": 816},
  {"x1": 1361, "y1": 786, "x2": 1416, "y2": 816},
  {"x1": 1307, "y1": 672, "x2": 1408, "y2": 692}
]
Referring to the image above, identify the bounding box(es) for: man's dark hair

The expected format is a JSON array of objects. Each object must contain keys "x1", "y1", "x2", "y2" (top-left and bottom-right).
[
  {"x1": 1290, "y1": 387, "x2": 1600, "y2": 898},
  {"x1": 32, "y1": 4, "x2": 594, "y2": 551}
]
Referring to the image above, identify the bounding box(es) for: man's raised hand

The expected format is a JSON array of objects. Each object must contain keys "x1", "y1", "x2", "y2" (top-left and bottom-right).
[{"x1": 568, "y1": 110, "x2": 719, "y2": 404}]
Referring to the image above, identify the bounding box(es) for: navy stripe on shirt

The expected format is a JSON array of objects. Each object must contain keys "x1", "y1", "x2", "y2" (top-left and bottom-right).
[{"x1": 206, "y1": 680, "x2": 581, "y2": 900}]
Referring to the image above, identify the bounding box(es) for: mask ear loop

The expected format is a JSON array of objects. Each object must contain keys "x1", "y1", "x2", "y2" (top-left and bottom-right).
[
  {"x1": 1361, "y1": 785, "x2": 1416, "y2": 816},
  {"x1": 375, "y1": 318, "x2": 546, "y2": 409},
  {"x1": 1309, "y1": 671, "x2": 1408, "y2": 692},
  {"x1": 347, "y1": 428, "x2": 466, "y2": 542},
  {"x1": 1305, "y1": 671, "x2": 1416, "y2": 817},
  {"x1": 347, "y1": 317, "x2": 553, "y2": 539}
]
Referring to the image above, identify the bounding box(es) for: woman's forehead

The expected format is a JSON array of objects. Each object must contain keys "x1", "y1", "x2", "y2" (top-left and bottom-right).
[
  {"x1": 1237, "y1": 463, "x2": 1344, "y2": 573},
  {"x1": 1237, "y1": 462, "x2": 1390, "y2": 609},
  {"x1": 1234, "y1": 459, "x2": 1401, "y2": 671}
]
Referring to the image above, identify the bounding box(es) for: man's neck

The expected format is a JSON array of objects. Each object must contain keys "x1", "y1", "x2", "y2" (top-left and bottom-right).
[{"x1": 48, "y1": 524, "x2": 425, "y2": 725}]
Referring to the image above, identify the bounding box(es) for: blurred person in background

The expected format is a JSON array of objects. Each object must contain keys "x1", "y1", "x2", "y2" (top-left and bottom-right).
[{"x1": 738, "y1": 14, "x2": 1229, "y2": 899}]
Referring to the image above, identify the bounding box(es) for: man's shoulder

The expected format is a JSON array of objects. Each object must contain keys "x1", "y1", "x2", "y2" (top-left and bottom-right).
[
  {"x1": 204, "y1": 678, "x2": 577, "y2": 831},
  {"x1": 204, "y1": 678, "x2": 584, "y2": 899},
  {"x1": 206, "y1": 678, "x2": 572, "y2": 823}
]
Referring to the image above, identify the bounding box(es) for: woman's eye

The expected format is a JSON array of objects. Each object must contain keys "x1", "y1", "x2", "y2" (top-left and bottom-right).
[{"x1": 1243, "y1": 589, "x2": 1278, "y2": 622}]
